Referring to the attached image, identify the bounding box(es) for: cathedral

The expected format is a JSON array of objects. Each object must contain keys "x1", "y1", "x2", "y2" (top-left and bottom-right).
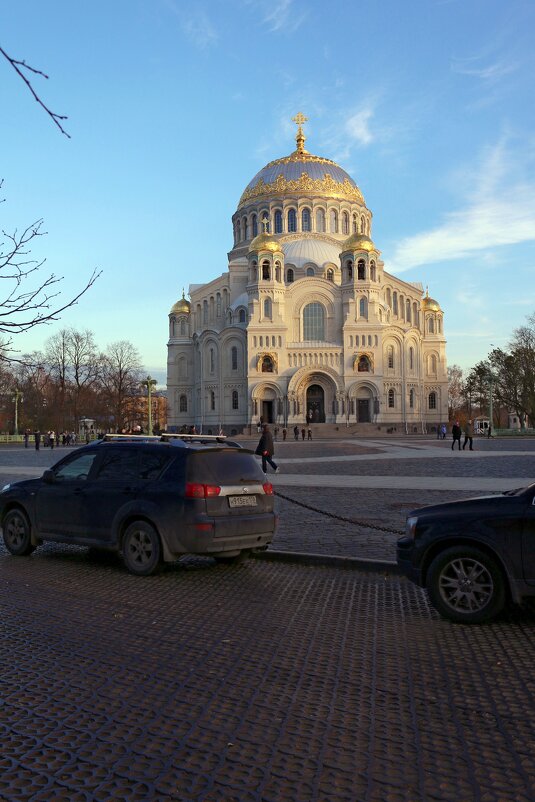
[{"x1": 167, "y1": 115, "x2": 448, "y2": 434}]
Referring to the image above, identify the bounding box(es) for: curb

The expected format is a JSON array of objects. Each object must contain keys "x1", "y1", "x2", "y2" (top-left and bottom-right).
[{"x1": 253, "y1": 548, "x2": 401, "y2": 573}]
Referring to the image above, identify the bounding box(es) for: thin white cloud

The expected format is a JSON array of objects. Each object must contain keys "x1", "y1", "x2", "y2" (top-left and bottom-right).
[
  {"x1": 345, "y1": 107, "x2": 374, "y2": 146},
  {"x1": 451, "y1": 56, "x2": 518, "y2": 82},
  {"x1": 388, "y1": 139, "x2": 535, "y2": 273},
  {"x1": 258, "y1": 0, "x2": 308, "y2": 33},
  {"x1": 181, "y1": 9, "x2": 218, "y2": 49}
]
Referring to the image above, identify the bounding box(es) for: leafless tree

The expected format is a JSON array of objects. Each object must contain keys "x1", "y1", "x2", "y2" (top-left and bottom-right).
[
  {"x1": 0, "y1": 45, "x2": 70, "y2": 137},
  {"x1": 0, "y1": 181, "x2": 100, "y2": 360},
  {"x1": 99, "y1": 341, "x2": 143, "y2": 431}
]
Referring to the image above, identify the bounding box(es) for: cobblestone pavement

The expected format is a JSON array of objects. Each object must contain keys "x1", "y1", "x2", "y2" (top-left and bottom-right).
[{"x1": 1, "y1": 545, "x2": 535, "y2": 802}]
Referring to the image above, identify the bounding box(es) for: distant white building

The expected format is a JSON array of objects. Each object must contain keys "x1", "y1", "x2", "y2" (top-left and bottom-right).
[{"x1": 167, "y1": 116, "x2": 448, "y2": 433}]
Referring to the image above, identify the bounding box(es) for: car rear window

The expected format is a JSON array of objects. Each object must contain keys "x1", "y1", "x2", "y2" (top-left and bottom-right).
[{"x1": 186, "y1": 450, "x2": 265, "y2": 485}]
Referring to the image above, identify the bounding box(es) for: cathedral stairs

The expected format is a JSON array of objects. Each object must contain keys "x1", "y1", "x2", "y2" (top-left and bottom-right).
[{"x1": 242, "y1": 422, "x2": 409, "y2": 439}]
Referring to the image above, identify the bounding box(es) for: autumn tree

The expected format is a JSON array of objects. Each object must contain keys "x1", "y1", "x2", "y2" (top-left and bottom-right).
[
  {"x1": 99, "y1": 341, "x2": 143, "y2": 431},
  {"x1": 447, "y1": 364, "x2": 464, "y2": 420}
]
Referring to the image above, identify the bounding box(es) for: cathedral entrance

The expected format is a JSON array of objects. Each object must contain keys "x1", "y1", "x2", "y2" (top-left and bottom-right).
[
  {"x1": 306, "y1": 385, "x2": 325, "y2": 423},
  {"x1": 261, "y1": 400, "x2": 274, "y2": 424},
  {"x1": 358, "y1": 399, "x2": 371, "y2": 423}
]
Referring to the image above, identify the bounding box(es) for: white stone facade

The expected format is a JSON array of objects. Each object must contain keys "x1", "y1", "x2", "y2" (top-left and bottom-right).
[{"x1": 167, "y1": 128, "x2": 448, "y2": 434}]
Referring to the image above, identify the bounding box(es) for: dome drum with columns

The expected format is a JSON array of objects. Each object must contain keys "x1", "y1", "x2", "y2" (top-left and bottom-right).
[{"x1": 167, "y1": 115, "x2": 448, "y2": 434}]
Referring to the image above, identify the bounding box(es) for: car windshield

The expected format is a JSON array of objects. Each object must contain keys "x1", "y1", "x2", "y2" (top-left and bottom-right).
[{"x1": 186, "y1": 451, "x2": 265, "y2": 485}]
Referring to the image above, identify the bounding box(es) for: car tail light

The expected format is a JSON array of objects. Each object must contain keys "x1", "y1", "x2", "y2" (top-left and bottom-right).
[
  {"x1": 185, "y1": 482, "x2": 221, "y2": 498},
  {"x1": 263, "y1": 482, "x2": 274, "y2": 495}
]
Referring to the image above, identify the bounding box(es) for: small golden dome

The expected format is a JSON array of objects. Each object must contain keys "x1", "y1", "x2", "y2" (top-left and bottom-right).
[
  {"x1": 170, "y1": 290, "x2": 191, "y2": 315},
  {"x1": 342, "y1": 233, "x2": 375, "y2": 252},
  {"x1": 421, "y1": 288, "x2": 441, "y2": 311},
  {"x1": 248, "y1": 232, "x2": 281, "y2": 253}
]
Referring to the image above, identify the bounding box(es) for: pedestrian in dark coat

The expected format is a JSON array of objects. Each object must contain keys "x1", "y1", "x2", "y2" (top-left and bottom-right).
[
  {"x1": 293, "y1": 425, "x2": 299, "y2": 441},
  {"x1": 451, "y1": 421, "x2": 462, "y2": 451},
  {"x1": 463, "y1": 420, "x2": 474, "y2": 451},
  {"x1": 34, "y1": 429, "x2": 41, "y2": 451},
  {"x1": 255, "y1": 424, "x2": 279, "y2": 473}
]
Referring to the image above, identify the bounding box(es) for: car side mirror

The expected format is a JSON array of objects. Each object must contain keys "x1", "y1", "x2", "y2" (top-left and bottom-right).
[{"x1": 42, "y1": 469, "x2": 56, "y2": 484}]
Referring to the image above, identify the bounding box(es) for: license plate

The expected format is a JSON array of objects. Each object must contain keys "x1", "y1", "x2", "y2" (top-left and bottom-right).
[{"x1": 228, "y1": 495, "x2": 257, "y2": 508}]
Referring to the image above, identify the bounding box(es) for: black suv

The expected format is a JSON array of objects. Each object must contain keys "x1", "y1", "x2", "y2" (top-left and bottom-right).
[
  {"x1": 397, "y1": 484, "x2": 535, "y2": 623},
  {"x1": 0, "y1": 438, "x2": 276, "y2": 575}
]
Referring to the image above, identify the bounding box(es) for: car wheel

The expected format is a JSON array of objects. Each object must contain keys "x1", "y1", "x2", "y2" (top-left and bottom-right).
[
  {"x1": 426, "y1": 545, "x2": 506, "y2": 624},
  {"x1": 122, "y1": 521, "x2": 161, "y2": 576},
  {"x1": 3, "y1": 509, "x2": 35, "y2": 556}
]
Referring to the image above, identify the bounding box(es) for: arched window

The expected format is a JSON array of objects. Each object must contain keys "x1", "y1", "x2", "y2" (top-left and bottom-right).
[
  {"x1": 252, "y1": 214, "x2": 258, "y2": 237},
  {"x1": 209, "y1": 347, "x2": 215, "y2": 373},
  {"x1": 358, "y1": 355, "x2": 370, "y2": 372},
  {"x1": 346, "y1": 260, "x2": 353, "y2": 280},
  {"x1": 179, "y1": 394, "x2": 187, "y2": 412},
  {"x1": 203, "y1": 300, "x2": 208, "y2": 323},
  {"x1": 359, "y1": 297, "x2": 368, "y2": 319},
  {"x1": 236, "y1": 220, "x2": 241, "y2": 241},
  {"x1": 386, "y1": 288, "x2": 392, "y2": 308},
  {"x1": 428, "y1": 317, "x2": 435, "y2": 334},
  {"x1": 360, "y1": 215, "x2": 366, "y2": 233},
  {"x1": 352, "y1": 213, "x2": 358, "y2": 233},
  {"x1": 306, "y1": 266, "x2": 314, "y2": 277},
  {"x1": 409, "y1": 388, "x2": 415, "y2": 409},
  {"x1": 273, "y1": 210, "x2": 282, "y2": 233},
  {"x1": 231, "y1": 346, "x2": 238, "y2": 371},
  {"x1": 342, "y1": 211, "x2": 349, "y2": 235},
  {"x1": 430, "y1": 354, "x2": 437, "y2": 374},
  {"x1": 370, "y1": 261, "x2": 376, "y2": 281},
  {"x1": 428, "y1": 392, "x2": 437, "y2": 410},
  {"x1": 393, "y1": 292, "x2": 398, "y2": 315},
  {"x1": 262, "y1": 356, "x2": 274, "y2": 372},
  {"x1": 243, "y1": 218, "x2": 248, "y2": 240},
  {"x1": 286, "y1": 268, "x2": 294, "y2": 283},
  {"x1": 232, "y1": 390, "x2": 239, "y2": 410},
  {"x1": 409, "y1": 346, "x2": 414, "y2": 370},
  {"x1": 302, "y1": 208, "x2": 311, "y2": 232},
  {"x1": 216, "y1": 293, "x2": 221, "y2": 317},
  {"x1": 275, "y1": 261, "x2": 281, "y2": 282},
  {"x1": 288, "y1": 208, "x2": 297, "y2": 232},
  {"x1": 264, "y1": 298, "x2": 272, "y2": 318},
  {"x1": 239, "y1": 308, "x2": 246, "y2": 323},
  {"x1": 210, "y1": 391, "x2": 215, "y2": 410},
  {"x1": 388, "y1": 388, "x2": 395, "y2": 408},
  {"x1": 326, "y1": 269, "x2": 334, "y2": 282},
  {"x1": 357, "y1": 259, "x2": 365, "y2": 280},
  {"x1": 303, "y1": 302, "x2": 325, "y2": 341},
  {"x1": 406, "y1": 299, "x2": 411, "y2": 322},
  {"x1": 330, "y1": 209, "x2": 338, "y2": 233},
  {"x1": 413, "y1": 302, "x2": 418, "y2": 326},
  {"x1": 180, "y1": 318, "x2": 186, "y2": 335},
  {"x1": 316, "y1": 208, "x2": 326, "y2": 232},
  {"x1": 387, "y1": 345, "x2": 394, "y2": 369},
  {"x1": 262, "y1": 260, "x2": 270, "y2": 280}
]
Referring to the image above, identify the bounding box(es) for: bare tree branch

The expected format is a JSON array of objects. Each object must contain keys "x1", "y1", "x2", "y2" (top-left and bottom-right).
[{"x1": 0, "y1": 45, "x2": 70, "y2": 137}]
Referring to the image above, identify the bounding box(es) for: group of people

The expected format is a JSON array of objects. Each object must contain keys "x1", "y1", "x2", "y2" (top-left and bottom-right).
[
  {"x1": 25, "y1": 429, "x2": 78, "y2": 450},
  {"x1": 451, "y1": 420, "x2": 474, "y2": 451}
]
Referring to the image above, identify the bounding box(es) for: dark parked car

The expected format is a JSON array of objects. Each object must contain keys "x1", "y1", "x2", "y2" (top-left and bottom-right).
[
  {"x1": 0, "y1": 439, "x2": 276, "y2": 575},
  {"x1": 397, "y1": 484, "x2": 535, "y2": 623}
]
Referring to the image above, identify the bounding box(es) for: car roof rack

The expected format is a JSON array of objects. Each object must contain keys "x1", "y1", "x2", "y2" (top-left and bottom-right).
[
  {"x1": 100, "y1": 433, "x2": 161, "y2": 442},
  {"x1": 159, "y1": 433, "x2": 243, "y2": 448}
]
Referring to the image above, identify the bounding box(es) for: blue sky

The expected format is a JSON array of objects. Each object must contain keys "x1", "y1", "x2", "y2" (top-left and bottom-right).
[{"x1": 2, "y1": 0, "x2": 535, "y2": 386}]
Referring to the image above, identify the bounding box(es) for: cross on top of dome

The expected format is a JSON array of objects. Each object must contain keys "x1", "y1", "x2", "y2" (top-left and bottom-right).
[{"x1": 292, "y1": 112, "x2": 308, "y2": 154}]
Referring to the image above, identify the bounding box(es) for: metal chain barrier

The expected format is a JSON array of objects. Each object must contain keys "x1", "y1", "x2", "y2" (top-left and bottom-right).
[{"x1": 275, "y1": 489, "x2": 405, "y2": 536}]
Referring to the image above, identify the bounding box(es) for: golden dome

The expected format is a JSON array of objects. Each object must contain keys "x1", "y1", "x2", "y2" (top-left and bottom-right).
[
  {"x1": 248, "y1": 232, "x2": 281, "y2": 253},
  {"x1": 170, "y1": 291, "x2": 191, "y2": 315},
  {"x1": 421, "y1": 288, "x2": 441, "y2": 311},
  {"x1": 342, "y1": 233, "x2": 375, "y2": 252}
]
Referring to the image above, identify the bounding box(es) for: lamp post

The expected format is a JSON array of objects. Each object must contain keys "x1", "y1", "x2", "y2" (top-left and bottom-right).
[
  {"x1": 488, "y1": 373, "x2": 494, "y2": 432},
  {"x1": 12, "y1": 389, "x2": 23, "y2": 435},
  {"x1": 141, "y1": 375, "x2": 157, "y2": 435}
]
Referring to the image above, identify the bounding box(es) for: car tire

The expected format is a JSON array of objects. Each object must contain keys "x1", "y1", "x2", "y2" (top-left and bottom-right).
[
  {"x1": 122, "y1": 521, "x2": 161, "y2": 576},
  {"x1": 3, "y1": 508, "x2": 35, "y2": 556},
  {"x1": 426, "y1": 545, "x2": 506, "y2": 624}
]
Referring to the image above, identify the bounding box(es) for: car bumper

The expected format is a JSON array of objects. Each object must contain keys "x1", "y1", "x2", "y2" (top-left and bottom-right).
[
  {"x1": 163, "y1": 513, "x2": 277, "y2": 558},
  {"x1": 396, "y1": 536, "x2": 424, "y2": 586}
]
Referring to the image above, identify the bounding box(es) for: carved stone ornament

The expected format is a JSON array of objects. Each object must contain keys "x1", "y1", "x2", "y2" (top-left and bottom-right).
[
  {"x1": 257, "y1": 352, "x2": 278, "y2": 373},
  {"x1": 239, "y1": 172, "x2": 364, "y2": 207}
]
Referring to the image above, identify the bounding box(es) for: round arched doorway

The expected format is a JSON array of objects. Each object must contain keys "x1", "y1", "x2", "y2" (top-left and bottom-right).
[{"x1": 306, "y1": 384, "x2": 325, "y2": 423}]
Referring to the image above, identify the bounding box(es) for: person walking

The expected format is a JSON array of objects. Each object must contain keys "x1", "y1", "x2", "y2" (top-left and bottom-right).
[
  {"x1": 34, "y1": 429, "x2": 41, "y2": 451},
  {"x1": 24, "y1": 429, "x2": 30, "y2": 448},
  {"x1": 307, "y1": 427, "x2": 312, "y2": 440},
  {"x1": 293, "y1": 425, "x2": 299, "y2": 441},
  {"x1": 463, "y1": 419, "x2": 474, "y2": 451},
  {"x1": 282, "y1": 428, "x2": 287, "y2": 441},
  {"x1": 440, "y1": 423, "x2": 447, "y2": 440},
  {"x1": 301, "y1": 427, "x2": 306, "y2": 441},
  {"x1": 487, "y1": 424, "x2": 493, "y2": 438},
  {"x1": 255, "y1": 424, "x2": 279, "y2": 473},
  {"x1": 451, "y1": 421, "x2": 462, "y2": 451},
  {"x1": 49, "y1": 430, "x2": 56, "y2": 450}
]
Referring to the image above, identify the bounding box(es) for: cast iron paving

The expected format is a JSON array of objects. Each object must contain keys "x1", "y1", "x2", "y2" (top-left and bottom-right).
[{"x1": 0, "y1": 542, "x2": 534, "y2": 801}]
